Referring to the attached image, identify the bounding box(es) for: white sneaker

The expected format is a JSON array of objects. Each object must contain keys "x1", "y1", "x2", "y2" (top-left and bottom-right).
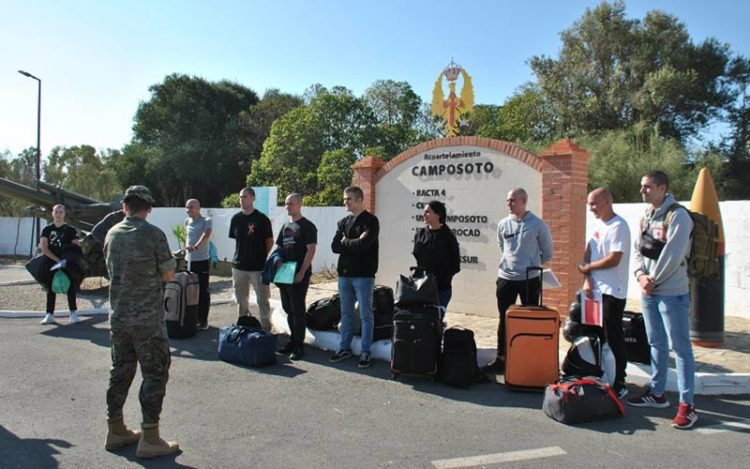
[
  {"x1": 69, "y1": 312, "x2": 80, "y2": 324},
  {"x1": 40, "y1": 313, "x2": 55, "y2": 325}
]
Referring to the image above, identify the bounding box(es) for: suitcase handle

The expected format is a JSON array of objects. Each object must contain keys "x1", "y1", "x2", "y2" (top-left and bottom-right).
[{"x1": 526, "y1": 266, "x2": 543, "y2": 306}]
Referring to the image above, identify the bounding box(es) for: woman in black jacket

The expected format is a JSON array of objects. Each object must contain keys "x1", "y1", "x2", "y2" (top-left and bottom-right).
[{"x1": 412, "y1": 200, "x2": 460, "y2": 313}]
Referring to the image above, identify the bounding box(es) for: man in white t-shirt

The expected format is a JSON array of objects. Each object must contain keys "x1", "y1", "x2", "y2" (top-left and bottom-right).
[{"x1": 577, "y1": 187, "x2": 631, "y2": 398}]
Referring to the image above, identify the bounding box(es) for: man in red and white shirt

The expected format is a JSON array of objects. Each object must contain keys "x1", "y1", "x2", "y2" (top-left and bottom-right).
[{"x1": 578, "y1": 187, "x2": 631, "y2": 399}]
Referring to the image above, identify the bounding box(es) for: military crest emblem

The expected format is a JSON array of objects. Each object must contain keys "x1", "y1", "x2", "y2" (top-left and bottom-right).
[{"x1": 431, "y1": 59, "x2": 474, "y2": 137}]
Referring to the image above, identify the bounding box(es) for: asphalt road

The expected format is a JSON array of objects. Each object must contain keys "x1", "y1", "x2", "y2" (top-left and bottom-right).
[{"x1": 1, "y1": 304, "x2": 748, "y2": 469}]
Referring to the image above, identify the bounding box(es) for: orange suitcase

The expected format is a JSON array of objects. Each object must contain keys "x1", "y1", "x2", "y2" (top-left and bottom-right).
[{"x1": 504, "y1": 267, "x2": 560, "y2": 391}]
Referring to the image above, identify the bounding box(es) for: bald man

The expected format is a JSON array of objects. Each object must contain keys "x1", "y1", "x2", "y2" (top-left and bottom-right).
[
  {"x1": 275, "y1": 193, "x2": 317, "y2": 360},
  {"x1": 485, "y1": 188, "x2": 554, "y2": 373},
  {"x1": 185, "y1": 198, "x2": 213, "y2": 329},
  {"x1": 577, "y1": 187, "x2": 630, "y2": 398}
]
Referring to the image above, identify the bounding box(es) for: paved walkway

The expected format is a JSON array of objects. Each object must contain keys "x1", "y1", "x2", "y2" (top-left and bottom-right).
[{"x1": 1, "y1": 265, "x2": 748, "y2": 395}]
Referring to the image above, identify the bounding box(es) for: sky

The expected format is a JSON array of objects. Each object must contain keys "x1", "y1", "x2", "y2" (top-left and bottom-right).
[{"x1": 2, "y1": 0, "x2": 748, "y2": 160}]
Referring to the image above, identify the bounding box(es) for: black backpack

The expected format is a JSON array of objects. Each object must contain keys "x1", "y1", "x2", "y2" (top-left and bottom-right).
[
  {"x1": 372, "y1": 285, "x2": 395, "y2": 324},
  {"x1": 562, "y1": 335, "x2": 603, "y2": 378},
  {"x1": 439, "y1": 327, "x2": 481, "y2": 388},
  {"x1": 237, "y1": 314, "x2": 263, "y2": 330}
]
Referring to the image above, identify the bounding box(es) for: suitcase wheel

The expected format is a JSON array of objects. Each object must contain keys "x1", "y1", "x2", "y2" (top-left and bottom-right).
[{"x1": 391, "y1": 372, "x2": 400, "y2": 380}]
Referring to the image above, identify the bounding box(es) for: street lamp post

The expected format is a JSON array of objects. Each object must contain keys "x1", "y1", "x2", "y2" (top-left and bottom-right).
[{"x1": 18, "y1": 70, "x2": 42, "y2": 255}]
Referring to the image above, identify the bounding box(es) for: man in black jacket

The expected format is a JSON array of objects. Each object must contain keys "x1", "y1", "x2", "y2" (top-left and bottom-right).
[{"x1": 329, "y1": 186, "x2": 380, "y2": 368}]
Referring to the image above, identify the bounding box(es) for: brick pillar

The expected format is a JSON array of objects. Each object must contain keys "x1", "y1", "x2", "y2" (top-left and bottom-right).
[
  {"x1": 539, "y1": 140, "x2": 590, "y2": 318},
  {"x1": 351, "y1": 156, "x2": 386, "y2": 213}
]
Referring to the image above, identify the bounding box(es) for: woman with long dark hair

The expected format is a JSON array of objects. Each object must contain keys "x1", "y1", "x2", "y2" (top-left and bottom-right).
[{"x1": 412, "y1": 200, "x2": 460, "y2": 313}]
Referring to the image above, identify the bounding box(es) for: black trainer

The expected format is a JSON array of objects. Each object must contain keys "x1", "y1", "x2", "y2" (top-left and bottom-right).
[
  {"x1": 329, "y1": 349, "x2": 353, "y2": 363},
  {"x1": 357, "y1": 352, "x2": 372, "y2": 369},
  {"x1": 614, "y1": 382, "x2": 629, "y2": 399},
  {"x1": 289, "y1": 346, "x2": 305, "y2": 361},
  {"x1": 481, "y1": 358, "x2": 505, "y2": 374},
  {"x1": 278, "y1": 342, "x2": 295, "y2": 355}
]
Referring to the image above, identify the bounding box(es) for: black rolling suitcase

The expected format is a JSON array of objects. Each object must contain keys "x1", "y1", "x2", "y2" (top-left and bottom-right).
[{"x1": 390, "y1": 304, "x2": 442, "y2": 379}]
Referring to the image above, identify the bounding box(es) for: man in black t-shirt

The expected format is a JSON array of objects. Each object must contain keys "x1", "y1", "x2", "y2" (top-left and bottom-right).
[
  {"x1": 229, "y1": 187, "x2": 274, "y2": 330},
  {"x1": 39, "y1": 204, "x2": 80, "y2": 325},
  {"x1": 275, "y1": 193, "x2": 317, "y2": 360}
]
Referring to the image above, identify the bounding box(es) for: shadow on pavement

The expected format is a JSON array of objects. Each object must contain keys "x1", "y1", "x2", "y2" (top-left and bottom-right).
[
  {"x1": 686, "y1": 394, "x2": 750, "y2": 433},
  {"x1": 40, "y1": 314, "x2": 110, "y2": 348},
  {"x1": 107, "y1": 445, "x2": 195, "y2": 468},
  {"x1": 0, "y1": 425, "x2": 72, "y2": 468}
]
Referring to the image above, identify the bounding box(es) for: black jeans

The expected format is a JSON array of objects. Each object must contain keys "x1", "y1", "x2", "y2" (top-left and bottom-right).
[
  {"x1": 599, "y1": 294, "x2": 627, "y2": 386},
  {"x1": 495, "y1": 277, "x2": 540, "y2": 357},
  {"x1": 278, "y1": 274, "x2": 310, "y2": 347},
  {"x1": 189, "y1": 260, "x2": 211, "y2": 324},
  {"x1": 46, "y1": 287, "x2": 77, "y2": 313}
]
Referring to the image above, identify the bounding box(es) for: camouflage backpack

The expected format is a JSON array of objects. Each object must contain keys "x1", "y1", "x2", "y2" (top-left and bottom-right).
[{"x1": 665, "y1": 204, "x2": 719, "y2": 279}]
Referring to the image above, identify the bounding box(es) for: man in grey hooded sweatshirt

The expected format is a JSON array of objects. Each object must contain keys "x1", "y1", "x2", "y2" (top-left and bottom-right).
[
  {"x1": 627, "y1": 170, "x2": 698, "y2": 430},
  {"x1": 484, "y1": 187, "x2": 553, "y2": 372}
]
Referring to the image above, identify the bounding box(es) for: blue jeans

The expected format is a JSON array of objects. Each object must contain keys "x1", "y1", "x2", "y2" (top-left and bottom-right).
[
  {"x1": 338, "y1": 277, "x2": 375, "y2": 354},
  {"x1": 641, "y1": 293, "x2": 695, "y2": 405}
]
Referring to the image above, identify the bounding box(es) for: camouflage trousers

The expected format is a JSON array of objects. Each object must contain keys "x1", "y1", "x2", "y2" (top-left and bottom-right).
[{"x1": 107, "y1": 323, "x2": 171, "y2": 424}]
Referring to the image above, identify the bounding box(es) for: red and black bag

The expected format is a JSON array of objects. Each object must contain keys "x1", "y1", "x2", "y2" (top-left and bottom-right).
[{"x1": 542, "y1": 376, "x2": 625, "y2": 424}]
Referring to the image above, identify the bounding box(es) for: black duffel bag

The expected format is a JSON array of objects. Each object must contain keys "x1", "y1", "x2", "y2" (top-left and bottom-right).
[
  {"x1": 395, "y1": 267, "x2": 439, "y2": 306},
  {"x1": 305, "y1": 294, "x2": 341, "y2": 330},
  {"x1": 218, "y1": 325, "x2": 277, "y2": 367},
  {"x1": 543, "y1": 376, "x2": 625, "y2": 425},
  {"x1": 25, "y1": 255, "x2": 50, "y2": 286}
]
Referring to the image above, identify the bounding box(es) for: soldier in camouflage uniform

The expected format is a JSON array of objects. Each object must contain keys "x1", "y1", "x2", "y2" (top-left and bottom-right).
[{"x1": 103, "y1": 185, "x2": 180, "y2": 458}]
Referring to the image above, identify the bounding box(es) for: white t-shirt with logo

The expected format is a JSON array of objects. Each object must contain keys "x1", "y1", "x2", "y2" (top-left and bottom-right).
[{"x1": 588, "y1": 214, "x2": 630, "y2": 299}]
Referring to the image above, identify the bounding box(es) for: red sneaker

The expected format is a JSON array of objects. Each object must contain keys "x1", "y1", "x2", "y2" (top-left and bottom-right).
[
  {"x1": 672, "y1": 403, "x2": 698, "y2": 429},
  {"x1": 627, "y1": 389, "x2": 670, "y2": 408}
]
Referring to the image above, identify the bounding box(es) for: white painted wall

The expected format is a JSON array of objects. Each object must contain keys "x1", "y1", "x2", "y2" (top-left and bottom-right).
[
  {"x1": 3, "y1": 201, "x2": 748, "y2": 318},
  {"x1": 0, "y1": 217, "x2": 45, "y2": 257},
  {"x1": 375, "y1": 145, "x2": 542, "y2": 317}
]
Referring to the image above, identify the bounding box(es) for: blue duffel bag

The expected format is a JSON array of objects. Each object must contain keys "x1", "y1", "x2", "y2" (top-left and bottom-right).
[{"x1": 218, "y1": 325, "x2": 277, "y2": 367}]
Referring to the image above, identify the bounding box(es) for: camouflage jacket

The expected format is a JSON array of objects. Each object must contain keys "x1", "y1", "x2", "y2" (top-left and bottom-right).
[{"x1": 105, "y1": 215, "x2": 175, "y2": 328}]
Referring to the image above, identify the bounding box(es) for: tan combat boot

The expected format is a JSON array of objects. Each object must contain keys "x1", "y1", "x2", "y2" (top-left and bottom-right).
[
  {"x1": 135, "y1": 423, "x2": 179, "y2": 459},
  {"x1": 105, "y1": 417, "x2": 141, "y2": 451}
]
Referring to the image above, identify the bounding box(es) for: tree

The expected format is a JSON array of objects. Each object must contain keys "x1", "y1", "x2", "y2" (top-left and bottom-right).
[
  {"x1": 459, "y1": 104, "x2": 501, "y2": 139},
  {"x1": 239, "y1": 89, "x2": 303, "y2": 168},
  {"x1": 722, "y1": 56, "x2": 750, "y2": 198},
  {"x1": 306, "y1": 149, "x2": 356, "y2": 206},
  {"x1": 109, "y1": 142, "x2": 166, "y2": 202},
  {"x1": 0, "y1": 148, "x2": 39, "y2": 216},
  {"x1": 529, "y1": 1, "x2": 740, "y2": 142},
  {"x1": 496, "y1": 84, "x2": 560, "y2": 143},
  {"x1": 247, "y1": 106, "x2": 326, "y2": 201},
  {"x1": 579, "y1": 123, "x2": 721, "y2": 202},
  {"x1": 131, "y1": 74, "x2": 260, "y2": 206},
  {"x1": 248, "y1": 86, "x2": 378, "y2": 202},
  {"x1": 43, "y1": 145, "x2": 120, "y2": 202},
  {"x1": 363, "y1": 80, "x2": 423, "y2": 158}
]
